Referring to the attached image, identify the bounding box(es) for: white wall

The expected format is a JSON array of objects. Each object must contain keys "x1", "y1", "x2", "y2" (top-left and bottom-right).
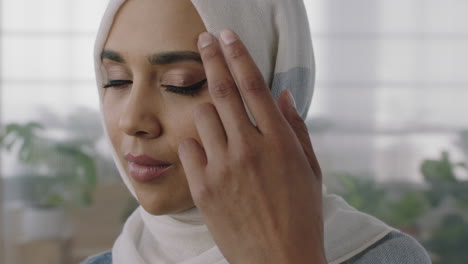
[
  {"x1": 304, "y1": 0, "x2": 468, "y2": 182},
  {"x1": 1, "y1": 0, "x2": 467, "y2": 180}
]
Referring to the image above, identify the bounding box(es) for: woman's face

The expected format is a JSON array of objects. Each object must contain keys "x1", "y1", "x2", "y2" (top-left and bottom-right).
[{"x1": 102, "y1": 0, "x2": 209, "y2": 215}]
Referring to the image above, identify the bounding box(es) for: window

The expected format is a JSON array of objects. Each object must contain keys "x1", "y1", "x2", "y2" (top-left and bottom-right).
[{"x1": 1, "y1": 1, "x2": 467, "y2": 263}]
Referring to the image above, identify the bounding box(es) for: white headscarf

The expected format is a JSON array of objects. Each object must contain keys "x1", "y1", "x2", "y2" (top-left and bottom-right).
[{"x1": 94, "y1": 1, "x2": 394, "y2": 263}]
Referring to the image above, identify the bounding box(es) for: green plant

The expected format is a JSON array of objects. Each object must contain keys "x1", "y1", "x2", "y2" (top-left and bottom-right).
[
  {"x1": 384, "y1": 192, "x2": 428, "y2": 229},
  {"x1": 334, "y1": 173, "x2": 428, "y2": 229},
  {"x1": 329, "y1": 145, "x2": 468, "y2": 263},
  {"x1": 0, "y1": 121, "x2": 97, "y2": 208},
  {"x1": 0, "y1": 122, "x2": 45, "y2": 163},
  {"x1": 334, "y1": 172, "x2": 387, "y2": 220},
  {"x1": 421, "y1": 151, "x2": 468, "y2": 211},
  {"x1": 425, "y1": 214, "x2": 468, "y2": 264}
]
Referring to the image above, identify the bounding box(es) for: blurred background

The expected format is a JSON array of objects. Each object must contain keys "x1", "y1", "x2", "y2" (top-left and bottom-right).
[{"x1": 0, "y1": 0, "x2": 467, "y2": 263}]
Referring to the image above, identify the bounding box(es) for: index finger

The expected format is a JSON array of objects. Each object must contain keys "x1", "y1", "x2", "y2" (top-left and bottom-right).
[
  {"x1": 218, "y1": 29, "x2": 286, "y2": 134},
  {"x1": 197, "y1": 32, "x2": 257, "y2": 140}
]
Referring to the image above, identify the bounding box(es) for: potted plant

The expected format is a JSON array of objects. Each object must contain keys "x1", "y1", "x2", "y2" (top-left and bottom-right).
[
  {"x1": 421, "y1": 151, "x2": 467, "y2": 211},
  {"x1": 0, "y1": 121, "x2": 97, "y2": 240},
  {"x1": 333, "y1": 172, "x2": 428, "y2": 236}
]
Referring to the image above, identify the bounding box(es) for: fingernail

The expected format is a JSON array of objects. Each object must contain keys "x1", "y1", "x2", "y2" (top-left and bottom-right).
[
  {"x1": 199, "y1": 32, "x2": 213, "y2": 49},
  {"x1": 220, "y1": 29, "x2": 238, "y2": 45},
  {"x1": 286, "y1": 90, "x2": 296, "y2": 109}
]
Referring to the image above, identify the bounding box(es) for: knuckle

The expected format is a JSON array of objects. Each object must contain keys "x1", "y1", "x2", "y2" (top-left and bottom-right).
[
  {"x1": 234, "y1": 140, "x2": 259, "y2": 165},
  {"x1": 290, "y1": 114, "x2": 309, "y2": 135},
  {"x1": 232, "y1": 123, "x2": 252, "y2": 139},
  {"x1": 211, "y1": 79, "x2": 235, "y2": 99},
  {"x1": 270, "y1": 136, "x2": 292, "y2": 156},
  {"x1": 236, "y1": 139, "x2": 253, "y2": 153},
  {"x1": 241, "y1": 152, "x2": 259, "y2": 167},
  {"x1": 226, "y1": 44, "x2": 245, "y2": 59},
  {"x1": 241, "y1": 76, "x2": 267, "y2": 95},
  {"x1": 215, "y1": 165, "x2": 232, "y2": 184},
  {"x1": 270, "y1": 135, "x2": 289, "y2": 150},
  {"x1": 202, "y1": 46, "x2": 220, "y2": 61},
  {"x1": 195, "y1": 102, "x2": 214, "y2": 115}
]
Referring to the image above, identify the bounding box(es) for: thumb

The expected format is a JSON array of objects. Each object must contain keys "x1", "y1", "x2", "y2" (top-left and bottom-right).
[{"x1": 278, "y1": 90, "x2": 322, "y2": 181}]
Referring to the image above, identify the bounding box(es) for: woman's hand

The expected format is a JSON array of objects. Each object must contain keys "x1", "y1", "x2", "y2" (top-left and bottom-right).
[{"x1": 178, "y1": 29, "x2": 326, "y2": 264}]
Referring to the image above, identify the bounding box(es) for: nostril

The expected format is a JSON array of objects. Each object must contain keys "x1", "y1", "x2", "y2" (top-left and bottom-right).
[
  {"x1": 135, "y1": 131, "x2": 149, "y2": 137},
  {"x1": 118, "y1": 103, "x2": 162, "y2": 138}
]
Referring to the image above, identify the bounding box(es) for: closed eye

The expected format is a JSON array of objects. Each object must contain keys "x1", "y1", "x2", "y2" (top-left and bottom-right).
[
  {"x1": 103, "y1": 80, "x2": 133, "y2": 88},
  {"x1": 102, "y1": 79, "x2": 207, "y2": 97},
  {"x1": 162, "y1": 79, "x2": 207, "y2": 97}
]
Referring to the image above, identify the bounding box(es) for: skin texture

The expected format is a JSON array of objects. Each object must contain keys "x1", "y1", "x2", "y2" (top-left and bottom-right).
[
  {"x1": 102, "y1": 0, "x2": 326, "y2": 263},
  {"x1": 103, "y1": 0, "x2": 208, "y2": 215},
  {"x1": 180, "y1": 31, "x2": 326, "y2": 264}
]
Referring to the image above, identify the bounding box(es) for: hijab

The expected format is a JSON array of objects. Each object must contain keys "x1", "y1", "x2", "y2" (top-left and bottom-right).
[{"x1": 94, "y1": 0, "x2": 394, "y2": 263}]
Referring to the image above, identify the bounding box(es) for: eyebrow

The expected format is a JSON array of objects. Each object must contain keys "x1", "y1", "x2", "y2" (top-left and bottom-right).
[
  {"x1": 149, "y1": 51, "x2": 202, "y2": 65},
  {"x1": 101, "y1": 50, "x2": 202, "y2": 65},
  {"x1": 101, "y1": 50, "x2": 125, "y2": 63}
]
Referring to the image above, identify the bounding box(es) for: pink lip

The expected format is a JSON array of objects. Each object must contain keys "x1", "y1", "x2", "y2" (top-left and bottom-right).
[{"x1": 124, "y1": 153, "x2": 173, "y2": 182}]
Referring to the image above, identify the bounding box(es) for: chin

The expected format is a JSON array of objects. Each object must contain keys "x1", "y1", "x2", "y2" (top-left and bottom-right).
[
  {"x1": 138, "y1": 199, "x2": 190, "y2": 215},
  {"x1": 124, "y1": 163, "x2": 195, "y2": 215},
  {"x1": 133, "y1": 183, "x2": 195, "y2": 216},
  {"x1": 140, "y1": 201, "x2": 179, "y2": 215}
]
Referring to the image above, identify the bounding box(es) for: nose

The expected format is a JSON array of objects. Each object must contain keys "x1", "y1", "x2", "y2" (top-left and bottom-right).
[{"x1": 118, "y1": 83, "x2": 162, "y2": 139}]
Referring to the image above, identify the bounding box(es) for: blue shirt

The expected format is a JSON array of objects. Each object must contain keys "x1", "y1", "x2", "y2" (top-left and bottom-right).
[{"x1": 81, "y1": 231, "x2": 431, "y2": 264}]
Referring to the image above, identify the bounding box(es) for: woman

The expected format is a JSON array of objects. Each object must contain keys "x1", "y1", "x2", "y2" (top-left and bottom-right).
[{"x1": 84, "y1": 0, "x2": 431, "y2": 263}]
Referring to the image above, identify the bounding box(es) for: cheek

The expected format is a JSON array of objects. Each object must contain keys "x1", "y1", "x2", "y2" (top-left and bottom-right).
[
  {"x1": 102, "y1": 97, "x2": 123, "y2": 149},
  {"x1": 167, "y1": 105, "x2": 200, "y2": 149},
  {"x1": 166, "y1": 98, "x2": 211, "y2": 151}
]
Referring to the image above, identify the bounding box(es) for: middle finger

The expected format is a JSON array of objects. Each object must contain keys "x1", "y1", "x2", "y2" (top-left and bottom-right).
[{"x1": 198, "y1": 32, "x2": 256, "y2": 140}]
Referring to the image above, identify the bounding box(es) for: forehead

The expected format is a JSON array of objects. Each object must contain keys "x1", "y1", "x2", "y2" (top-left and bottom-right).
[{"x1": 104, "y1": 0, "x2": 207, "y2": 55}]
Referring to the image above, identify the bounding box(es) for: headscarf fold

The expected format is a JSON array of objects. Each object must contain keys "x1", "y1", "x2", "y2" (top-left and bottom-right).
[{"x1": 94, "y1": 1, "x2": 394, "y2": 263}]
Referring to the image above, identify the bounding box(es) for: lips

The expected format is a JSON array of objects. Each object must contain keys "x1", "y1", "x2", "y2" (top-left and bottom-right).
[{"x1": 124, "y1": 153, "x2": 173, "y2": 182}]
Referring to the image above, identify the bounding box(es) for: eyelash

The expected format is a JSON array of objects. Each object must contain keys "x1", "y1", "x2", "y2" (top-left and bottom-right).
[
  {"x1": 162, "y1": 79, "x2": 207, "y2": 97},
  {"x1": 103, "y1": 80, "x2": 132, "y2": 88},
  {"x1": 103, "y1": 79, "x2": 207, "y2": 97}
]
